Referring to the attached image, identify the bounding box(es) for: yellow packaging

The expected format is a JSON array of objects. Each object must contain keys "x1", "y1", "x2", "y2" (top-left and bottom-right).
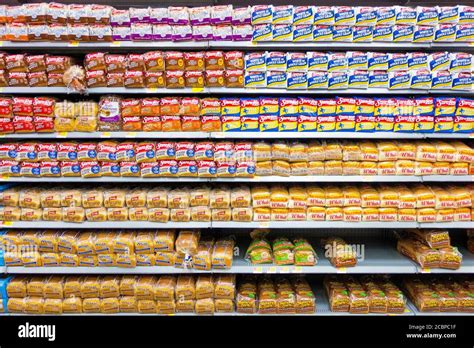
[
  {"x1": 307, "y1": 206, "x2": 325, "y2": 220},
  {"x1": 361, "y1": 207, "x2": 379, "y2": 221},
  {"x1": 306, "y1": 185, "x2": 325, "y2": 206},
  {"x1": 343, "y1": 206, "x2": 362, "y2": 222},
  {"x1": 44, "y1": 299, "x2": 63, "y2": 314},
  {"x1": 398, "y1": 208, "x2": 417, "y2": 222},
  {"x1": 82, "y1": 298, "x2": 101, "y2": 313},
  {"x1": 379, "y1": 207, "x2": 398, "y2": 221},
  {"x1": 63, "y1": 276, "x2": 83, "y2": 298},
  {"x1": 377, "y1": 161, "x2": 396, "y2": 175},
  {"x1": 25, "y1": 297, "x2": 45, "y2": 314},
  {"x1": 119, "y1": 276, "x2": 137, "y2": 297},
  {"x1": 27, "y1": 277, "x2": 46, "y2": 297},
  {"x1": 326, "y1": 207, "x2": 343, "y2": 220},
  {"x1": 100, "y1": 297, "x2": 120, "y2": 313},
  {"x1": 119, "y1": 296, "x2": 138, "y2": 313},
  {"x1": 62, "y1": 297, "x2": 83, "y2": 313},
  {"x1": 417, "y1": 207, "x2": 437, "y2": 222}
]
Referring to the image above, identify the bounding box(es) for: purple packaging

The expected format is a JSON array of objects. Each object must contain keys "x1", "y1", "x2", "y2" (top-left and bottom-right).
[
  {"x1": 213, "y1": 25, "x2": 233, "y2": 41},
  {"x1": 153, "y1": 24, "x2": 173, "y2": 41},
  {"x1": 111, "y1": 9, "x2": 130, "y2": 27},
  {"x1": 172, "y1": 25, "x2": 193, "y2": 41},
  {"x1": 112, "y1": 26, "x2": 131, "y2": 41},
  {"x1": 150, "y1": 7, "x2": 169, "y2": 24},
  {"x1": 131, "y1": 23, "x2": 153, "y2": 41},
  {"x1": 211, "y1": 5, "x2": 233, "y2": 25},
  {"x1": 232, "y1": 7, "x2": 251, "y2": 25},
  {"x1": 130, "y1": 7, "x2": 150, "y2": 23},
  {"x1": 192, "y1": 25, "x2": 213, "y2": 41},
  {"x1": 233, "y1": 25, "x2": 253, "y2": 41},
  {"x1": 168, "y1": 7, "x2": 190, "y2": 25},
  {"x1": 189, "y1": 6, "x2": 211, "y2": 26}
]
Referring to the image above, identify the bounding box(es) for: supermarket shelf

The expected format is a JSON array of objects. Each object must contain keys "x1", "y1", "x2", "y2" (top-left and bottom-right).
[
  {"x1": 0, "y1": 132, "x2": 209, "y2": 139},
  {"x1": 211, "y1": 222, "x2": 419, "y2": 229},
  {"x1": 210, "y1": 41, "x2": 432, "y2": 50},
  {"x1": 208, "y1": 88, "x2": 428, "y2": 95},
  {"x1": 215, "y1": 176, "x2": 423, "y2": 183},
  {"x1": 415, "y1": 246, "x2": 474, "y2": 274},
  {"x1": 1, "y1": 221, "x2": 212, "y2": 229},
  {"x1": 0, "y1": 87, "x2": 207, "y2": 95},
  {"x1": 0, "y1": 177, "x2": 210, "y2": 183},
  {"x1": 0, "y1": 41, "x2": 209, "y2": 50},
  {"x1": 418, "y1": 222, "x2": 474, "y2": 229},
  {"x1": 0, "y1": 266, "x2": 5, "y2": 274},
  {"x1": 422, "y1": 175, "x2": 474, "y2": 182},
  {"x1": 210, "y1": 132, "x2": 426, "y2": 139}
]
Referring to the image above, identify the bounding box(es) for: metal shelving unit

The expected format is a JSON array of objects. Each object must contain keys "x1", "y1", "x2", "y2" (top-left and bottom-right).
[{"x1": 0, "y1": 221, "x2": 212, "y2": 229}]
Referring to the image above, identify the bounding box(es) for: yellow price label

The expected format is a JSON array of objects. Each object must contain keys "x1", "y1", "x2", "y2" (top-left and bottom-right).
[
  {"x1": 146, "y1": 88, "x2": 158, "y2": 93},
  {"x1": 267, "y1": 267, "x2": 277, "y2": 274},
  {"x1": 57, "y1": 132, "x2": 68, "y2": 138},
  {"x1": 258, "y1": 221, "x2": 270, "y2": 228},
  {"x1": 292, "y1": 266, "x2": 303, "y2": 273},
  {"x1": 2, "y1": 221, "x2": 13, "y2": 226},
  {"x1": 0, "y1": 41, "x2": 3, "y2": 47},
  {"x1": 1, "y1": 175, "x2": 9, "y2": 181},
  {"x1": 126, "y1": 132, "x2": 137, "y2": 138},
  {"x1": 0, "y1": 87, "x2": 4, "y2": 93},
  {"x1": 0, "y1": 133, "x2": 5, "y2": 138},
  {"x1": 110, "y1": 41, "x2": 121, "y2": 47},
  {"x1": 253, "y1": 267, "x2": 263, "y2": 274},
  {"x1": 191, "y1": 87, "x2": 204, "y2": 93},
  {"x1": 100, "y1": 132, "x2": 111, "y2": 138},
  {"x1": 68, "y1": 41, "x2": 79, "y2": 47},
  {"x1": 336, "y1": 267, "x2": 347, "y2": 273},
  {"x1": 421, "y1": 268, "x2": 430, "y2": 273}
]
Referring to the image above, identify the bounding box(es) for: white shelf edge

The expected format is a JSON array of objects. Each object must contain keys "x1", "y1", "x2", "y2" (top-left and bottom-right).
[
  {"x1": 208, "y1": 88, "x2": 429, "y2": 95},
  {"x1": 1, "y1": 221, "x2": 212, "y2": 229}
]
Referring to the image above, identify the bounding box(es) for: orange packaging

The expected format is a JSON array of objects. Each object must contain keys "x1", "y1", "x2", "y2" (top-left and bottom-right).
[
  {"x1": 28, "y1": 72, "x2": 48, "y2": 87},
  {"x1": 142, "y1": 116, "x2": 162, "y2": 132},
  {"x1": 184, "y1": 71, "x2": 205, "y2": 88},
  {"x1": 181, "y1": 116, "x2": 201, "y2": 131},
  {"x1": 121, "y1": 99, "x2": 141, "y2": 117},
  {"x1": 141, "y1": 98, "x2": 161, "y2": 116},
  {"x1": 205, "y1": 51, "x2": 225, "y2": 70},
  {"x1": 47, "y1": 74, "x2": 65, "y2": 87},
  {"x1": 86, "y1": 70, "x2": 107, "y2": 88},
  {"x1": 201, "y1": 116, "x2": 221, "y2": 132},
  {"x1": 164, "y1": 52, "x2": 185, "y2": 71},
  {"x1": 9, "y1": 72, "x2": 28, "y2": 87},
  {"x1": 107, "y1": 73, "x2": 124, "y2": 87},
  {"x1": 5, "y1": 23, "x2": 28, "y2": 41},
  {"x1": 160, "y1": 97, "x2": 180, "y2": 115},
  {"x1": 225, "y1": 70, "x2": 244, "y2": 88},
  {"x1": 161, "y1": 115, "x2": 181, "y2": 132},
  {"x1": 184, "y1": 52, "x2": 205, "y2": 71},
  {"x1": 224, "y1": 51, "x2": 244, "y2": 70},
  {"x1": 84, "y1": 52, "x2": 106, "y2": 72},
  {"x1": 124, "y1": 71, "x2": 145, "y2": 88},
  {"x1": 205, "y1": 70, "x2": 225, "y2": 87},
  {"x1": 5, "y1": 54, "x2": 27, "y2": 73},
  {"x1": 165, "y1": 71, "x2": 185, "y2": 88},
  {"x1": 143, "y1": 51, "x2": 165, "y2": 72},
  {"x1": 26, "y1": 55, "x2": 46, "y2": 73},
  {"x1": 127, "y1": 54, "x2": 145, "y2": 72},
  {"x1": 181, "y1": 98, "x2": 201, "y2": 116},
  {"x1": 123, "y1": 116, "x2": 142, "y2": 131},
  {"x1": 145, "y1": 71, "x2": 165, "y2": 88}
]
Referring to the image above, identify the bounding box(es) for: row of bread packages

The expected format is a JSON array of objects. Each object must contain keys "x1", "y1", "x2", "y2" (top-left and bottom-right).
[
  {"x1": 1, "y1": 22, "x2": 253, "y2": 42},
  {"x1": 3, "y1": 274, "x2": 237, "y2": 314},
  {"x1": 245, "y1": 69, "x2": 472, "y2": 90},
  {"x1": 245, "y1": 52, "x2": 472, "y2": 73},
  {"x1": 403, "y1": 277, "x2": 474, "y2": 312},
  {"x1": 1, "y1": 230, "x2": 234, "y2": 270},
  {"x1": 2, "y1": 5, "x2": 472, "y2": 27},
  {"x1": 0, "y1": 159, "x2": 255, "y2": 178},
  {"x1": 252, "y1": 24, "x2": 473, "y2": 43},
  {"x1": 3, "y1": 184, "x2": 474, "y2": 210},
  {"x1": 253, "y1": 140, "x2": 474, "y2": 163},
  {"x1": 324, "y1": 275, "x2": 406, "y2": 313},
  {"x1": 0, "y1": 141, "x2": 255, "y2": 163}
]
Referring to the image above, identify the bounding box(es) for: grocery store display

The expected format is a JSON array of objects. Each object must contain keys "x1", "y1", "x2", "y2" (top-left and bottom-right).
[
  {"x1": 236, "y1": 275, "x2": 315, "y2": 313},
  {"x1": 396, "y1": 230, "x2": 463, "y2": 269},
  {"x1": 403, "y1": 277, "x2": 474, "y2": 312},
  {"x1": 1, "y1": 183, "x2": 474, "y2": 223},
  {"x1": 0, "y1": 96, "x2": 472, "y2": 134},
  {"x1": 0, "y1": 229, "x2": 234, "y2": 270},
  {"x1": 244, "y1": 51, "x2": 472, "y2": 90},
  {"x1": 3, "y1": 274, "x2": 237, "y2": 314},
  {"x1": 1, "y1": 139, "x2": 473, "y2": 178},
  {"x1": 321, "y1": 237, "x2": 358, "y2": 267},
  {"x1": 0, "y1": 4, "x2": 472, "y2": 44},
  {"x1": 324, "y1": 275, "x2": 406, "y2": 313}
]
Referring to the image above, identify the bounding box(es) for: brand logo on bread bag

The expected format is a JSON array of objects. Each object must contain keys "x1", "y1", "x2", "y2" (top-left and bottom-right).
[
  {"x1": 434, "y1": 116, "x2": 454, "y2": 132},
  {"x1": 0, "y1": 144, "x2": 17, "y2": 160},
  {"x1": 455, "y1": 24, "x2": 474, "y2": 41},
  {"x1": 278, "y1": 116, "x2": 298, "y2": 131},
  {"x1": 332, "y1": 26, "x2": 352, "y2": 41},
  {"x1": 453, "y1": 116, "x2": 473, "y2": 132},
  {"x1": 415, "y1": 115, "x2": 435, "y2": 132},
  {"x1": 434, "y1": 24, "x2": 456, "y2": 41},
  {"x1": 293, "y1": 6, "x2": 314, "y2": 25},
  {"x1": 297, "y1": 115, "x2": 317, "y2": 131},
  {"x1": 352, "y1": 26, "x2": 373, "y2": 42},
  {"x1": 312, "y1": 25, "x2": 332, "y2": 41},
  {"x1": 293, "y1": 24, "x2": 313, "y2": 41}
]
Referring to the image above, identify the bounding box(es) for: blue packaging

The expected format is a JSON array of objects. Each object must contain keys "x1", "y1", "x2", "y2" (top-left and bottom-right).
[
  {"x1": 413, "y1": 25, "x2": 435, "y2": 42},
  {"x1": 293, "y1": 25, "x2": 313, "y2": 41},
  {"x1": 265, "y1": 52, "x2": 286, "y2": 71},
  {"x1": 408, "y1": 52, "x2": 428, "y2": 70},
  {"x1": 368, "y1": 52, "x2": 388, "y2": 71},
  {"x1": 272, "y1": 25, "x2": 292, "y2": 41},
  {"x1": 266, "y1": 71, "x2": 287, "y2": 89},
  {"x1": 293, "y1": 6, "x2": 314, "y2": 25},
  {"x1": 455, "y1": 25, "x2": 474, "y2": 42},
  {"x1": 308, "y1": 52, "x2": 328, "y2": 71},
  {"x1": 287, "y1": 72, "x2": 308, "y2": 89},
  {"x1": 372, "y1": 25, "x2": 393, "y2": 41},
  {"x1": 393, "y1": 25, "x2": 414, "y2": 42},
  {"x1": 328, "y1": 71, "x2": 348, "y2": 89},
  {"x1": 413, "y1": 97, "x2": 435, "y2": 116},
  {"x1": 348, "y1": 70, "x2": 369, "y2": 89},
  {"x1": 368, "y1": 71, "x2": 389, "y2": 88},
  {"x1": 312, "y1": 25, "x2": 333, "y2": 41},
  {"x1": 352, "y1": 26, "x2": 373, "y2": 42},
  {"x1": 0, "y1": 276, "x2": 12, "y2": 300},
  {"x1": 347, "y1": 52, "x2": 368, "y2": 70},
  {"x1": 332, "y1": 26, "x2": 352, "y2": 41},
  {"x1": 252, "y1": 24, "x2": 272, "y2": 41}
]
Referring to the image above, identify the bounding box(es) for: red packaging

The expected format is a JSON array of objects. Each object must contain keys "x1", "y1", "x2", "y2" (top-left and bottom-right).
[
  {"x1": 155, "y1": 141, "x2": 176, "y2": 160},
  {"x1": 105, "y1": 54, "x2": 127, "y2": 73},
  {"x1": 201, "y1": 115, "x2": 221, "y2": 132},
  {"x1": 33, "y1": 97, "x2": 55, "y2": 117},
  {"x1": 84, "y1": 52, "x2": 106, "y2": 71},
  {"x1": 116, "y1": 142, "x2": 136, "y2": 162},
  {"x1": 8, "y1": 72, "x2": 28, "y2": 87},
  {"x1": 40, "y1": 161, "x2": 61, "y2": 177},
  {"x1": 46, "y1": 56, "x2": 71, "y2": 74},
  {"x1": 13, "y1": 116, "x2": 35, "y2": 133},
  {"x1": 197, "y1": 160, "x2": 217, "y2": 177},
  {"x1": 205, "y1": 70, "x2": 225, "y2": 87},
  {"x1": 181, "y1": 97, "x2": 201, "y2": 116},
  {"x1": 165, "y1": 71, "x2": 185, "y2": 88},
  {"x1": 96, "y1": 142, "x2": 118, "y2": 162},
  {"x1": 141, "y1": 98, "x2": 161, "y2": 116},
  {"x1": 0, "y1": 71, "x2": 7, "y2": 87},
  {"x1": 12, "y1": 97, "x2": 34, "y2": 116},
  {"x1": 145, "y1": 71, "x2": 165, "y2": 88},
  {"x1": 20, "y1": 162, "x2": 41, "y2": 177},
  {"x1": 86, "y1": 70, "x2": 107, "y2": 88},
  {"x1": 5, "y1": 54, "x2": 27, "y2": 72},
  {"x1": 107, "y1": 73, "x2": 124, "y2": 87},
  {"x1": 143, "y1": 51, "x2": 165, "y2": 71},
  {"x1": 160, "y1": 97, "x2": 181, "y2": 115},
  {"x1": 204, "y1": 51, "x2": 225, "y2": 70},
  {"x1": 127, "y1": 54, "x2": 145, "y2": 71},
  {"x1": 224, "y1": 70, "x2": 244, "y2": 87},
  {"x1": 28, "y1": 72, "x2": 48, "y2": 87},
  {"x1": 77, "y1": 143, "x2": 98, "y2": 161},
  {"x1": 121, "y1": 99, "x2": 141, "y2": 117},
  {"x1": 184, "y1": 71, "x2": 205, "y2": 88},
  {"x1": 124, "y1": 71, "x2": 145, "y2": 88},
  {"x1": 0, "y1": 143, "x2": 17, "y2": 160},
  {"x1": 224, "y1": 51, "x2": 244, "y2": 70},
  {"x1": 0, "y1": 98, "x2": 12, "y2": 118},
  {"x1": 195, "y1": 141, "x2": 214, "y2": 160},
  {"x1": 26, "y1": 55, "x2": 47, "y2": 73},
  {"x1": 164, "y1": 51, "x2": 184, "y2": 71},
  {"x1": 34, "y1": 117, "x2": 55, "y2": 132},
  {"x1": 37, "y1": 143, "x2": 57, "y2": 161},
  {"x1": 0, "y1": 118, "x2": 14, "y2": 133},
  {"x1": 184, "y1": 52, "x2": 205, "y2": 71},
  {"x1": 47, "y1": 73, "x2": 65, "y2": 87},
  {"x1": 60, "y1": 161, "x2": 81, "y2": 177},
  {"x1": 181, "y1": 116, "x2": 201, "y2": 131}
]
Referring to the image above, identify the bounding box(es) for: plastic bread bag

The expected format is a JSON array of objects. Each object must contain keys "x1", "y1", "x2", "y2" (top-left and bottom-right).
[
  {"x1": 119, "y1": 276, "x2": 137, "y2": 297},
  {"x1": 210, "y1": 186, "x2": 231, "y2": 209},
  {"x1": 19, "y1": 188, "x2": 41, "y2": 209},
  {"x1": 293, "y1": 238, "x2": 317, "y2": 266},
  {"x1": 119, "y1": 296, "x2": 137, "y2": 313},
  {"x1": 211, "y1": 236, "x2": 235, "y2": 269},
  {"x1": 80, "y1": 276, "x2": 101, "y2": 299},
  {"x1": 397, "y1": 238, "x2": 441, "y2": 268},
  {"x1": 322, "y1": 237, "x2": 357, "y2": 268},
  {"x1": 167, "y1": 188, "x2": 190, "y2": 208},
  {"x1": 272, "y1": 237, "x2": 295, "y2": 265},
  {"x1": 154, "y1": 275, "x2": 176, "y2": 301},
  {"x1": 134, "y1": 276, "x2": 157, "y2": 300},
  {"x1": 99, "y1": 276, "x2": 121, "y2": 298},
  {"x1": 408, "y1": 229, "x2": 451, "y2": 248},
  {"x1": 77, "y1": 232, "x2": 96, "y2": 255},
  {"x1": 192, "y1": 237, "x2": 215, "y2": 270},
  {"x1": 196, "y1": 275, "x2": 215, "y2": 300},
  {"x1": 245, "y1": 229, "x2": 272, "y2": 264},
  {"x1": 236, "y1": 276, "x2": 257, "y2": 314},
  {"x1": 44, "y1": 298, "x2": 63, "y2": 314},
  {"x1": 214, "y1": 274, "x2": 236, "y2": 300},
  {"x1": 439, "y1": 247, "x2": 462, "y2": 270},
  {"x1": 258, "y1": 277, "x2": 277, "y2": 314},
  {"x1": 40, "y1": 189, "x2": 62, "y2": 208},
  {"x1": 175, "y1": 275, "x2": 196, "y2": 301},
  {"x1": 189, "y1": 186, "x2": 211, "y2": 207},
  {"x1": 230, "y1": 186, "x2": 251, "y2": 208},
  {"x1": 63, "y1": 276, "x2": 83, "y2": 298}
]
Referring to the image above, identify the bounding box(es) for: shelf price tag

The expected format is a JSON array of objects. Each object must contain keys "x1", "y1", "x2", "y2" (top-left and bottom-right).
[
  {"x1": 0, "y1": 41, "x2": 3, "y2": 47},
  {"x1": 2, "y1": 221, "x2": 13, "y2": 226},
  {"x1": 421, "y1": 268, "x2": 431, "y2": 273},
  {"x1": 110, "y1": 41, "x2": 121, "y2": 47},
  {"x1": 146, "y1": 88, "x2": 158, "y2": 93},
  {"x1": 57, "y1": 132, "x2": 68, "y2": 138},
  {"x1": 1, "y1": 175, "x2": 9, "y2": 181},
  {"x1": 100, "y1": 132, "x2": 111, "y2": 138},
  {"x1": 258, "y1": 221, "x2": 270, "y2": 228},
  {"x1": 126, "y1": 132, "x2": 137, "y2": 138},
  {"x1": 292, "y1": 266, "x2": 303, "y2": 273},
  {"x1": 0, "y1": 133, "x2": 5, "y2": 138},
  {"x1": 191, "y1": 87, "x2": 204, "y2": 93},
  {"x1": 253, "y1": 267, "x2": 263, "y2": 274},
  {"x1": 0, "y1": 87, "x2": 3, "y2": 93},
  {"x1": 267, "y1": 267, "x2": 277, "y2": 274},
  {"x1": 212, "y1": 132, "x2": 225, "y2": 138},
  {"x1": 68, "y1": 41, "x2": 80, "y2": 47},
  {"x1": 279, "y1": 266, "x2": 289, "y2": 274},
  {"x1": 336, "y1": 267, "x2": 347, "y2": 273}
]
